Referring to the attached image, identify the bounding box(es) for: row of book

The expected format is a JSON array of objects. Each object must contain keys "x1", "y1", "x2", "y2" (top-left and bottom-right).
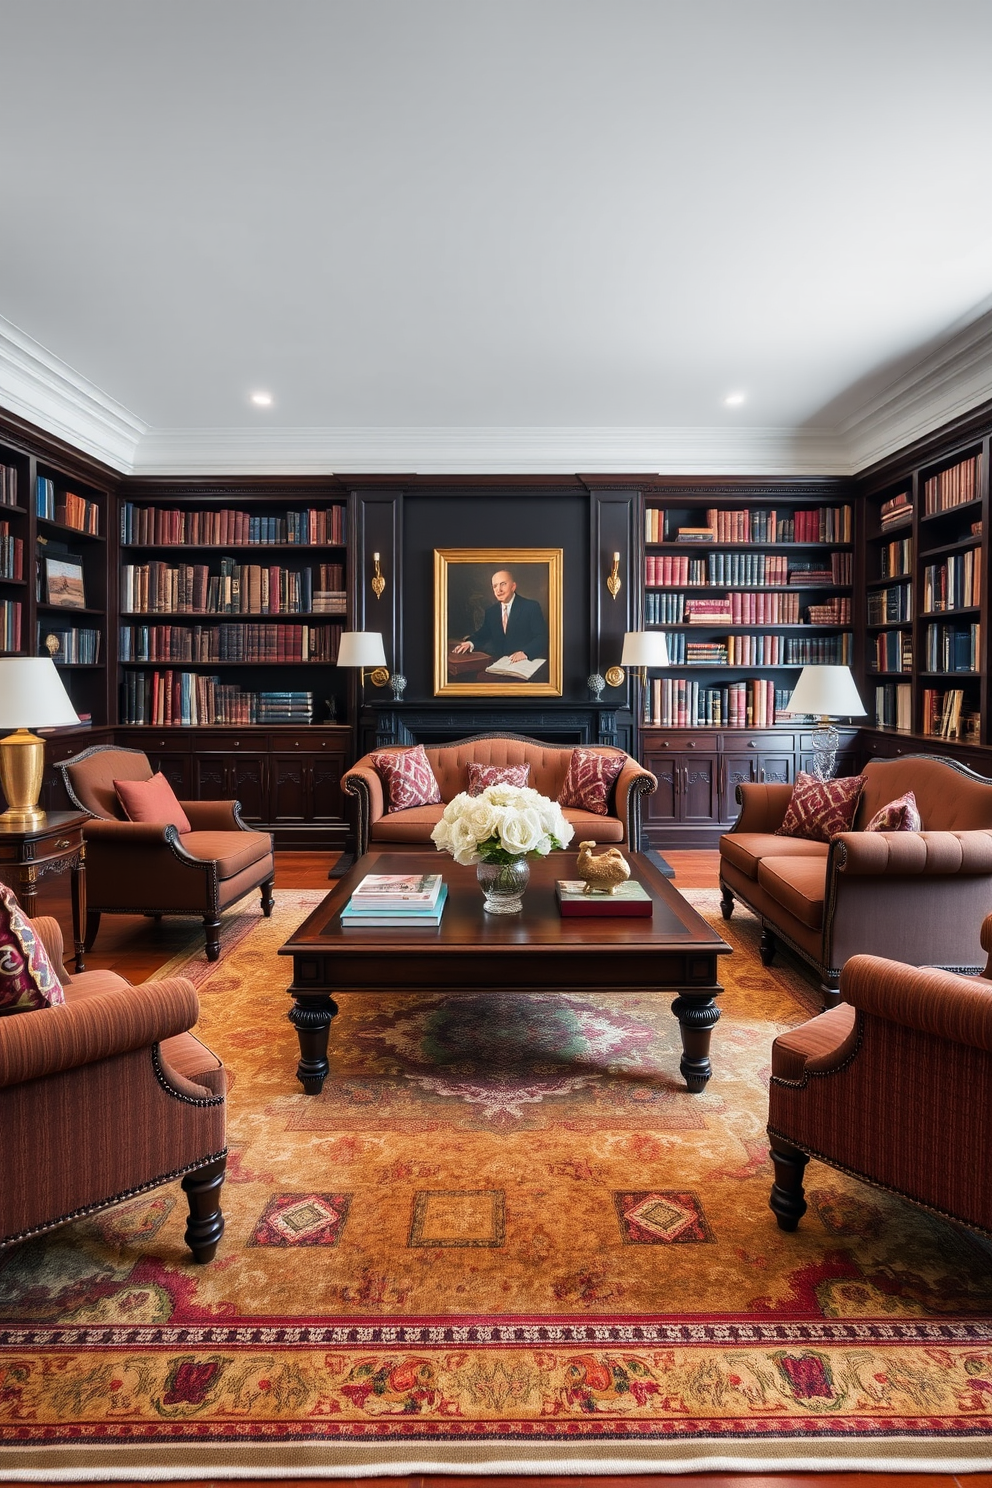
[
  {"x1": 340, "y1": 873, "x2": 447, "y2": 928},
  {"x1": 120, "y1": 504, "x2": 347, "y2": 547},
  {"x1": 0, "y1": 599, "x2": 21, "y2": 651},
  {"x1": 871, "y1": 631, "x2": 913, "y2": 675},
  {"x1": 0, "y1": 464, "x2": 17, "y2": 507},
  {"x1": 879, "y1": 536, "x2": 912, "y2": 577},
  {"x1": 879, "y1": 492, "x2": 913, "y2": 529},
  {"x1": 868, "y1": 585, "x2": 912, "y2": 624},
  {"x1": 644, "y1": 506, "x2": 853, "y2": 544},
  {"x1": 922, "y1": 687, "x2": 977, "y2": 741},
  {"x1": 923, "y1": 622, "x2": 981, "y2": 674},
  {"x1": 119, "y1": 671, "x2": 314, "y2": 726},
  {"x1": 807, "y1": 598, "x2": 852, "y2": 623},
  {"x1": 40, "y1": 626, "x2": 101, "y2": 664},
  {"x1": 682, "y1": 593, "x2": 802, "y2": 624},
  {"x1": 36, "y1": 478, "x2": 100, "y2": 534},
  {"x1": 922, "y1": 549, "x2": 981, "y2": 613},
  {"x1": 119, "y1": 622, "x2": 343, "y2": 663},
  {"x1": 121, "y1": 560, "x2": 319, "y2": 615},
  {"x1": 658, "y1": 632, "x2": 853, "y2": 666},
  {"x1": 0, "y1": 522, "x2": 23, "y2": 581},
  {"x1": 923, "y1": 455, "x2": 981, "y2": 516},
  {"x1": 645, "y1": 553, "x2": 849, "y2": 587},
  {"x1": 874, "y1": 682, "x2": 912, "y2": 731},
  {"x1": 642, "y1": 677, "x2": 793, "y2": 729}
]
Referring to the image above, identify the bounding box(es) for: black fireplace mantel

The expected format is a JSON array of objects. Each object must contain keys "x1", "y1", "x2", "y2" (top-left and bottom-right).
[{"x1": 359, "y1": 701, "x2": 634, "y2": 755}]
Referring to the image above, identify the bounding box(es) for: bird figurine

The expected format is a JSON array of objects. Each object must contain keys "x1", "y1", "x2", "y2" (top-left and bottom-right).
[{"x1": 575, "y1": 841, "x2": 631, "y2": 895}]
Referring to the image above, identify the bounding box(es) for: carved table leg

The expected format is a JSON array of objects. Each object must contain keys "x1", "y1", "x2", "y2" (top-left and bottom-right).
[
  {"x1": 670, "y1": 987, "x2": 722, "y2": 1093},
  {"x1": 288, "y1": 992, "x2": 339, "y2": 1094},
  {"x1": 181, "y1": 1154, "x2": 226, "y2": 1263},
  {"x1": 17, "y1": 866, "x2": 38, "y2": 920},
  {"x1": 769, "y1": 1136, "x2": 809, "y2": 1232},
  {"x1": 70, "y1": 855, "x2": 87, "y2": 973}
]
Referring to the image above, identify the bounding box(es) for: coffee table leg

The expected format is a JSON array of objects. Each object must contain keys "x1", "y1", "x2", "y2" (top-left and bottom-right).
[
  {"x1": 287, "y1": 993, "x2": 338, "y2": 1094},
  {"x1": 670, "y1": 989, "x2": 721, "y2": 1093}
]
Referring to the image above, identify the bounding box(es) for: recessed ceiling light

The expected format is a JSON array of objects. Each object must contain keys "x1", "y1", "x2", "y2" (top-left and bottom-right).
[
  {"x1": 250, "y1": 391, "x2": 273, "y2": 407},
  {"x1": 724, "y1": 392, "x2": 746, "y2": 406}
]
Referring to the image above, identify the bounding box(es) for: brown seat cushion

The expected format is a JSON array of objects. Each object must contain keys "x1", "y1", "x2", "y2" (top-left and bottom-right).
[
  {"x1": 561, "y1": 808, "x2": 624, "y2": 843},
  {"x1": 178, "y1": 830, "x2": 273, "y2": 879},
  {"x1": 757, "y1": 855, "x2": 828, "y2": 930},
  {"x1": 771, "y1": 1004, "x2": 856, "y2": 1080},
  {"x1": 371, "y1": 805, "x2": 447, "y2": 842},
  {"x1": 721, "y1": 832, "x2": 829, "y2": 882}
]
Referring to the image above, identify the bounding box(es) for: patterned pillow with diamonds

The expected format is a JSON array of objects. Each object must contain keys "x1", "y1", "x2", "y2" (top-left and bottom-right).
[
  {"x1": 557, "y1": 748, "x2": 626, "y2": 816},
  {"x1": 466, "y1": 762, "x2": 530, "y2": 796},
  {"x1": 865, "y1": 789, "x2": 922, "y2": 832},
  {"x1": 0, "y1": 882, "x2": 66, "y2": 1014},
  {"x1": 774, "y1": 771, "x2": 866, "y2": 843},
  {"x1": 370, "y1": 744, "x2": 442, "y2": 812}
]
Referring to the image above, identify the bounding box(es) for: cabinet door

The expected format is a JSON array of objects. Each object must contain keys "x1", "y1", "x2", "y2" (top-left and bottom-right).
[
  {"x1": 146, "y1": 751, "x2": 191, "y2": 798},
  {"x1": 309, "y1": 751, "x2": 346, "y2": 822},
  {"x1": 192, "y1": 754, "x2": 228, "y2": 801},
  {"x1": 679, "y1": 754, "x2": 720, "y2": 823},
  {"x1": 229, "y1": 754, "x2": 268, "y2": 822},
  {"x1": 270, "y1": 754, "x2": 310, "y2": 823},
  {"x1": 642, "y1": 752, "x2": 678, "y2": 826},
  {"x1": 754, "y1": 752, "x2": 793, "y2": 787}
]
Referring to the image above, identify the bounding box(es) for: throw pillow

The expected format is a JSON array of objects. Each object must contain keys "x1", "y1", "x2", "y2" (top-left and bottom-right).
[
  {"x1": 865, "y1": 789, "x2": 922, "y2": 832},
  {"x1": 775, "y1": 771, "x2": 866, "y2": 843},
  {"x1": 466, "y1": 762, "x2": 530, "y2": 796},
  {"x1": 115, "y1": 772, "x2": 192, "y2": 833},
  {"x1": 558, "y1": 748, "x2": 626, "y2": 816},
  {"x1": 0, "y1": 882, "x2": 65, "y2": 1015},
  {"x1": 370, "y1": 744, "x2": 442, "y2": 812}
]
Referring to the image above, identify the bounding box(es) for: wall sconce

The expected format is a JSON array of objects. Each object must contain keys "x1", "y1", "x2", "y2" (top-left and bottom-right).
[
  {"x1": 371, "y1": 552, "x2": 385, "y2": 600},
  {"x1": 606, "y1": 552, "x2": 622, "y2": 600},
  {"x1": 336, "y1": 630, "x2": 389, "y2": 688},
  {"x1": 619, "y1": 629, "x2": 670, "y2": 683}
]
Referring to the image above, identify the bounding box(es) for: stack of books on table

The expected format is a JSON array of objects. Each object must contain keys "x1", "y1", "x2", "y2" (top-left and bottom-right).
[
  {"x1": 555, "y1": 880, "x2": 652, "y2": 917},
  {"x1": 340, "y1": 873, "x2": 447, "y2": 927}
]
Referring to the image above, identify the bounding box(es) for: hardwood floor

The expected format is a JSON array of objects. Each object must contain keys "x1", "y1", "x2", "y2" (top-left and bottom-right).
[{"x1": 16, "y1": 849, "x2": 983, "y2": 1488}]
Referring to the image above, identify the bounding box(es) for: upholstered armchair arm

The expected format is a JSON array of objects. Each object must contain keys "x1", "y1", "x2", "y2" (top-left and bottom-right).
[
  {"x1": 83, "y1": 819, "x2": 180, "y2": 846},
  {"x1": 180, "y1": 799, "x2": 246, "y2": 831},
  {"x1": 341, "y1": 760, "x2": 385, "y2": 856},
  {"x1": 841, "y1": 954, "x2": 992, "y2": 1052},
  {"x1": 0, "y1": 978, "x2": 200, "y2": 1088},
  {"x1": 832, "y1": 829, "x2": 992, "y2": 876},
  {"x1": 32, "y1": 916, "x2": 64, "y2": 971},
  {"x1": 612, "y1": 760, "x2": 656, "y2": 849},
  {"x1": 728, "y1": 781, "x2": 793, "y2": 834}
]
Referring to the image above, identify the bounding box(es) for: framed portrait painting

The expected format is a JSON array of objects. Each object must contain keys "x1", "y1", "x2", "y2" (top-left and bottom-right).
[{"x1": 434, "y1": 547, "x2": 563, "y2": 697}]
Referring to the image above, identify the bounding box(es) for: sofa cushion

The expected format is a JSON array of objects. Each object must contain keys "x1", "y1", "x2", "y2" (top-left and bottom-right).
[
  {"x1": 179, "y1": 830, "x2": 273, "y2": 879},
  {"x1": 371, "y1": 744, "x2": 442, "y2": 811},
  {"x1": 371, "y1": 804, "x2": 446, "y2": 842},
  {"x1": 721, "y1": 832, "x2": 830, "y2": 882},
  {"x1": 775, "y1": 771, "x2": 865, "y2": 843},
  {"x1": 115, "y1": 771, "x2": 192, "y2": 833},
  {"x1": 757, "y1": 856, "x2": 828, "y2": 931},
  {"x1": 561, "y1": 808, "x2": 624, "y2": 843},
  {"x1": 467, "y1": 761, "x2": 530, "y2": 796},
  {"x1": 558, "y1": 747, "x2": 625, "y2": 816},
  {"x1": 865, "y1": 789, "x2": 922, "y2": 832},
  {"x1": 0, "y1": 884, "x2": 65, "y2": 1015}
]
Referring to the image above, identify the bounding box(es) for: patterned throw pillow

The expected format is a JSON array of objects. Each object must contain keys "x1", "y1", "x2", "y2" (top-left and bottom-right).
[
  {"x1": 0, "y1": 882, "x2": 65, "y2": 1015},
  {"x1": 370, "y1": 744, "x2": 442, "y2": 812},
  {"x1": 466, "y1": 762, "x2": 530, "y2": 796},
  {"x1": 865, "y1": 790, "x2": 922, "y2": 832},
  {"x1": 775, "y1": 771, "x2": 866, "y2": 843},
  {"x1": 115, "y1": 771, "x2": 192, "y2": 833},
  {"x1": 558, "y1": 748, "x2": 626, "y2": 816}
]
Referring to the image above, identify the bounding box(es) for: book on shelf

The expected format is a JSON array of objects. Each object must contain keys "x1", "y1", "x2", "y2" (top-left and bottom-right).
[
  {"x1": 675, "y1": 527, "x2": 715, "y2": 542},
  {"x1": 485, "y1": 654, "x2": 545, "y2": 679},
  {"x1": 555, "y1": 880, "x2": 652, "y2": 917},
  {"x1": 350, "y1": 873, "x2": 443, "y2": 906},
  {"x1": 340, "y1": 884, "x2": 448, "y2": 927}
]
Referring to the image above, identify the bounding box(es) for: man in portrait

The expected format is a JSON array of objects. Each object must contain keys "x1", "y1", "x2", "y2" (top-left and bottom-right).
[{"x1": 452, "y1": 568, "x2": 548, "y2": 666}]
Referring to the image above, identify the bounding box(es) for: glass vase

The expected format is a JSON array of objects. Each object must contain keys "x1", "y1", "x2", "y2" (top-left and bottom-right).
[{"x1": 476, "y1": 856, "x2": 530, "y2": 915}]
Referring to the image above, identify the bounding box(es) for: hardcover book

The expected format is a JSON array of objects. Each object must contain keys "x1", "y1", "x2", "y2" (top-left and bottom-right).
[
  {"x1": 555, "y1": 880, "x2": 652, "y2": 917},
  {"x1": 350, "y1": 873, "x2": 443, "y2": 905}
]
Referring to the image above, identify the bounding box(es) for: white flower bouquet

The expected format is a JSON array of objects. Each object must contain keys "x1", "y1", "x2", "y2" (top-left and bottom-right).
[{"x1": 430, "y1": 783, "x2": 574, "y2": 866}]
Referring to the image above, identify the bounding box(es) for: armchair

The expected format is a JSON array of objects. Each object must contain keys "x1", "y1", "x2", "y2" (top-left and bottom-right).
[
  {"x1": 767, "y1": 915, "x2": 992, "y2": 1237},
  {"x1": 0, "y1": 916, "x2": 226, "y2": 1261},
  {"x1": 59, "y1": 745, "x2": 274, "y2": 960}
]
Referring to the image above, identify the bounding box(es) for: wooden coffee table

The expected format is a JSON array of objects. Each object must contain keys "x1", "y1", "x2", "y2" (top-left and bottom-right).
[{"x1": 278, "y1": 850, "x2": 731, "y2": 1096}]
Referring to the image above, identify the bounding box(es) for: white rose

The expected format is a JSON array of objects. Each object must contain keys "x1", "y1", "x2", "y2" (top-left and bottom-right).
[
  {"x1": 462, "y1": 799, "x2": 500, "y2": 843},
  {"x1": 431, "y1": 818, "x2": 453, "y2": 852},
  {"x1": 442, "y1": 791, "x2": 473, "y2": 823},
  {"x1": 499, "y1": 807, "x2": 543, "y2": 855}
]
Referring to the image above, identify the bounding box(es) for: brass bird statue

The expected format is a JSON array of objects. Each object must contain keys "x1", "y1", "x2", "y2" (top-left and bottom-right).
[{"x1": 575, "y1": 841, "x2": 631, "y2": 895}]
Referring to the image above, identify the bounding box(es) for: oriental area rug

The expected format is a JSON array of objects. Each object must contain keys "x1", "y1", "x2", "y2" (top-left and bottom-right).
[{"x1": 2, "y1": 887, "x2": 992, "y2": 1478}]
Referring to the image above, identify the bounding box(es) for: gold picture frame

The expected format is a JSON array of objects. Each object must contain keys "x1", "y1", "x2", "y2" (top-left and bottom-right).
[{"x1": 434, "y1": 548, "x2": 563, "y2": 697}]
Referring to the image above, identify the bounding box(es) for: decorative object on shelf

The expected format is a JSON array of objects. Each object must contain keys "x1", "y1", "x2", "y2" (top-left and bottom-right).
[
  {"x1": 43, "y1": 633, "x2": 60, "y2": 659},
  {"x1": 371, "y1": 551, "x2": 386, "y2": 600},
  {"x1": 604, "y1": 665, "x2": 626, "y2": 688},
  {"x1": 42, "y1": 553, "x2": 85, "y2": 610},
  {"x1": 784, "y1": 664, "x2": 867, "y2": 782},
  {"x1": 336, "y1": 630, "x2": 389, "y2": 688},
  {"x1": 323, "y1": 695, "x2": 337, "y2": 723},
  {"x1": 430, "y1": 783, "x2": 573, "y2": 915},
  {"x1": 0, "y1": 657, "x2": 79, "y2": 826},
  {"x1": 606, "y1": 551, "x2": 622, "y2": 599},
  {"x1": 587, "y1": 672, "x2": 606, "y2": 701},
  {"x1": 388, "y1": 672, "x2": 407, "y2": 702},
  {"x1": 575, "y1": 841, "x2": 630, "y2": 895}
]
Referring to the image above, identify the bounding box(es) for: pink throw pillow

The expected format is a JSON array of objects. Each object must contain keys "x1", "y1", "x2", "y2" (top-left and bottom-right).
[
  {"x1": 775, "y1": 771, "x2": 866, "y2": 843},
  {"x1": 466, "y1": 762, "x2": 530, "y2": 796},
  {"x1": 370, "y1": 744, "x2": 442, "y2": 812},
  {"x1": 115, "y1": 772, "x2": 192, "y2": 833},
  {"x1": 865, "y1": 790, "x2": 922, "y2": 832},
  {"x1": 0, "y1": 882, "x2": 65, "y2": 1014},
  {"x1": 558, "y1": 748, "x2": 626, "y2": 816}
]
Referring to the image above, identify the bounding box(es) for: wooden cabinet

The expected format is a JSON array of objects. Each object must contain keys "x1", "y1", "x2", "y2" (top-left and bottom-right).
[
  {"x1": 642, "y1": 735, "x2": 721, "y2": 842},
  {"x1": 269, "y1": 733, "x2": 348, "y2": 827}
]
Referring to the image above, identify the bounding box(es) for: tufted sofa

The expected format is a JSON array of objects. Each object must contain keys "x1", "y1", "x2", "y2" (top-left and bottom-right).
[
  {"x1": 719, "y1": 754, "x2": 992, "y2": 1006},
  {"x1": 341, "y1": 732, "x2": 657, "y2": 857}
]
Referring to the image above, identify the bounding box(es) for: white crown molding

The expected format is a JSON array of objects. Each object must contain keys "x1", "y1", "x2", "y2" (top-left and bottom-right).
[{"x1": 0, "y1": 317, "x2": 146, "y2": 472}]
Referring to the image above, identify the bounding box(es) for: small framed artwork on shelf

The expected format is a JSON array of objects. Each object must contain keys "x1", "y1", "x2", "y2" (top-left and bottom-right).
[{"x1": 43, "y1": 554, "x2": 86, "y2": 609}]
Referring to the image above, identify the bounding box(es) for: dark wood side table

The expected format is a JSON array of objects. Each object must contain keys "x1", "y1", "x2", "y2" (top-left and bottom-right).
[{"x1": 0, "y1": 810, "x2": 88, "y2": 972}]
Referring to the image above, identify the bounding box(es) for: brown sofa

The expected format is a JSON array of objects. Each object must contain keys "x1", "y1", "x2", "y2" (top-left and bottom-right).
[
  {"x1": 341, "y1": 733, "x2": 657, "y2": 857},
  {"x1": 719, "y1": 754, "x2": 992, "y2": 1005}
]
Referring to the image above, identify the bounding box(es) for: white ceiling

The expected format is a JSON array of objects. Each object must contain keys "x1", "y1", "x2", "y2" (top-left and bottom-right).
[{"x1": 3, "y1": 0, "x2": 992, "y2": 476}]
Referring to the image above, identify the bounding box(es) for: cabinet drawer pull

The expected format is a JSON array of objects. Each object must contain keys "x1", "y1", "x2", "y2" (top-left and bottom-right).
[
  {"x1": 55, "y1": 839, "x2": 71, "y2": 851},
  {"x1": 686, "y1": 741, "x2": 695, "y2": 748},
  {"x1": 748, "y1": 740, "x2": 757, "y2": 748}
]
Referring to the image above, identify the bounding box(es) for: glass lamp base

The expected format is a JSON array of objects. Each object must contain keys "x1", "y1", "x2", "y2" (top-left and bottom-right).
[{"x1": 810, "y1": 721, "x2": 840, "y2": 783}]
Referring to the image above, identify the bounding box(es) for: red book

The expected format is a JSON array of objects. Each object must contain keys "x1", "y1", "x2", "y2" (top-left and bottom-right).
[{"x1": 556, "y1": 881, "x2": 652, "y2": 917}]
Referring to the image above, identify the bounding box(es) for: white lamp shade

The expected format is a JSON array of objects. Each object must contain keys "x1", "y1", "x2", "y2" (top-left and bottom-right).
[
  {"x1": 0, "y1": 657, "x2": 79, "y2": 728},
  {"x1": 785, "y1": 665, "x2": 867, "y2": 718},
  {"x1": 336, "y1": 631, "x2": 387, "y2": 668},
  {"x1": 620, "y1": 630, "x2": 669, "y2": 668}
]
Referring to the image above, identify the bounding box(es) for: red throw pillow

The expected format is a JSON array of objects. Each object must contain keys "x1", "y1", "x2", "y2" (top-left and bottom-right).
[
  {"x1": 115, "y1": 772, "x2": 192, "y2": 833},
  {"x1": 558, "y1": 748, "x2": 626, "y2": 816},
  {"x1": 370, "y1": 744, "x2": 442, "y2": 812},
  {"x1": 0, "y1": 882, "x2": 65, "y2": 1014},
  {"x1": 466, "y1": 762, "x2": 530, "y2": 796},
  {"x1": 865, "y1": 790, "x2": 922, "y2": 832},
  {"x1": 775, "y1": 771, "x2": 866, "y2": 843}
]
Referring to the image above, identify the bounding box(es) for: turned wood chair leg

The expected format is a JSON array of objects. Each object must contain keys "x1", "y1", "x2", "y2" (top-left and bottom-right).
[
  {"x1": 759, "y1": 926, "x2": 776, "y2": 966},
  {"x1": 720, "y1": 885, "x2": 735, "y2": 920},
  {"x1": 84, "y1": 910, "x2": 101, "y2": 950},
  {"x1": 181, "y1": 1154, "x2": 226, "y2": 1263},
  {"x1": 203, "y1": 917, "x2": 221, "y2": 961},
  {"x1": 260, "y1": 878, "x2": 274, "y2": 917},
  {"x1": 768, "y1": 1136, "x2": 809, "y2": 1231}
]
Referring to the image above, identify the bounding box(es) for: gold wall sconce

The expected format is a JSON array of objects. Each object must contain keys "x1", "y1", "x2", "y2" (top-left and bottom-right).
[
  {"x1": 371, "y1": 552, "x2": 386, "y2": 599},
  {"x1": 606, "y1": 552, "x2": 622, "y2": 599}
]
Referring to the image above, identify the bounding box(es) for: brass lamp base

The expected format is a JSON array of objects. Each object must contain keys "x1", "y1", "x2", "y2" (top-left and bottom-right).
[{"x1": 0, "y1": 728, "x2": 48, "y2": 828}]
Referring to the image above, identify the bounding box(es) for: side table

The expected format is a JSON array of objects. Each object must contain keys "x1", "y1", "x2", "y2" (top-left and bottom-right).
[{"x1": 0, "y1": 810, "x2": 88, "y2": 972}]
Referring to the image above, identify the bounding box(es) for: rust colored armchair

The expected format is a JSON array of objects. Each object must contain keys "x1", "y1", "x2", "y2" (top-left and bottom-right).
[
  {"x1": 0, "y1": 916, "x2": 226, "y2": 1262},
  {"x1": 59, "y1": 745, "x2": 274, "y2": 961},
  {"x1": 767, "y1": 914, "x2": 992, "y2": 1237}
]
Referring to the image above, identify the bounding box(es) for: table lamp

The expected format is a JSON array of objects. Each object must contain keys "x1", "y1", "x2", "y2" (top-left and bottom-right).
[
  {"x1": 620, "y1": 630, "x2": 669, "y2": 723},
  {"x1": 336, "y1": 631, "x2": 389, "y2": 688},
  {"x1": 0, "y1": 657, "x2": 80, "y2": 826},
  {"x1": 785, "y1": 664, "x2": 867, "y2": 782}
]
